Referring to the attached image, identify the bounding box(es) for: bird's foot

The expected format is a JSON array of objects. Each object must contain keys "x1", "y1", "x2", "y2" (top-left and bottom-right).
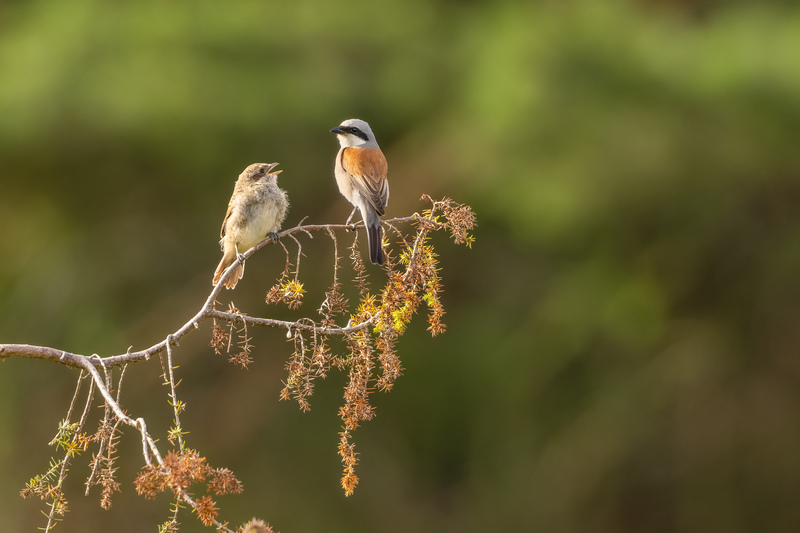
[
  {"x1": 345, "y1": 207, "x2": 358, "y2": 229},
  {"x1": 268, "y1": 232, "x2": 280, "y2": 243}
]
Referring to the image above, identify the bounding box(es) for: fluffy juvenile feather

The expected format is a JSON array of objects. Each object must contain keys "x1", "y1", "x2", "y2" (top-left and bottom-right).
[{"x1": 212, "y1": 162, "x2": 289, "y2": 289}]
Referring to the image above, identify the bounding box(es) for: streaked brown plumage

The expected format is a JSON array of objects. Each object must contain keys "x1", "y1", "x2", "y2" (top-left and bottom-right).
[{"x1": 212, "y1": 162, "x2": 289, "y2": 289}]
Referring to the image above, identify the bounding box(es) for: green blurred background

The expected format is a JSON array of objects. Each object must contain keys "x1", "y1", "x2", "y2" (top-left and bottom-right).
[{"x1": 3, "y1": 0, "x2": 800, "y2": 531}]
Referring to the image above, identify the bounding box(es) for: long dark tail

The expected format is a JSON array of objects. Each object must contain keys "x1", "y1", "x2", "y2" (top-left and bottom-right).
[{"x1": 367, "y1": 222, "x2": 384, "y2": 265}]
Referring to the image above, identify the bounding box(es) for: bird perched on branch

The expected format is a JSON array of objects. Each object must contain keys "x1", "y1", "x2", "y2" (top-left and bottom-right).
[
  {"x1": 330, "y1": 118, "x2": 389, "y2": 265},
  {"x1": 212, "y1": 162, "x2": 289, "y2": 289}
]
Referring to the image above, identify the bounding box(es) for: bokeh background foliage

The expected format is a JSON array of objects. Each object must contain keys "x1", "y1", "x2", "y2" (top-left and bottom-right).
[{"x1": 2, "y1": 0, "x2": 800, "y2": 531}]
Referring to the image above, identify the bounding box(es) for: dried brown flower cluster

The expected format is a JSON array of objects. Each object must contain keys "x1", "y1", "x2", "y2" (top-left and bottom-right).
[
  {"x1": 135, "y1": 449, "x2": 243, "y2": 526},
  {"x1": 241, "y1": 518, "x2": 276, "y2": 533}
]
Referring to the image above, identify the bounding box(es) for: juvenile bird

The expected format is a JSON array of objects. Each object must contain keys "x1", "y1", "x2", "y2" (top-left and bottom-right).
[
  {"x1": 330, "y1": 118, "x2": 389, "y2": 265},
  {"x1": 212, "y1": 162, "x2": 289, "y2": 289}
]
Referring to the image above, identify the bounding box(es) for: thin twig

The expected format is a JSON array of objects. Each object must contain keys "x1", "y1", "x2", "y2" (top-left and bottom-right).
[
  {"x1": 164, "y1": 335, "x2": 185, "y2": 451},
  {"x1": 207, "y1": 309, "x2": 379, "y2": 334}
]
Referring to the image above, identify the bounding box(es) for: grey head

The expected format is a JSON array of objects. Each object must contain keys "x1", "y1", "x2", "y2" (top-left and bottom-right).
[{"x1": 330, "y1": 118, "x2": 380, "y2": 149}]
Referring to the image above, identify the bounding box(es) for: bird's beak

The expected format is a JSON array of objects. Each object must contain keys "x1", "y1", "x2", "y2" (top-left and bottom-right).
[
  {"x1": 330, "y1": 126, "x2": 344, "y2": 135},
  {"x1": 266, "y1": 162, "x2": 282, "y2": 174}
]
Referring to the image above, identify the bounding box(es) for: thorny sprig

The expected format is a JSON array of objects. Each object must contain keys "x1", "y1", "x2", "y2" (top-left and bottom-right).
[
  {"x1": 319, "y1": 228, "x2": 349, "y2": 326},
  {"x1": 210, "y1": 319, "x2": 230, "y2": 356},
  {"x1": 350, "y1": 233, "x2": 371, "y2": 296},
  {"x1": 88, "y1": 419, "x2": 123, "y2": 510},
  {"x1": 22, "y1": 373, "x2": 95, "y2": 531},
  {"x1": 266, "y1": 277, "x2": 306, "y2": 310},
  {"x1": 84, "y1": 364, "x2": 126, "y2": 511},
  {"x1": 421, "y1": 194, "x2": 477, "y2": 247},
  {"x1": 265, "y1": 238, "x2": 306, "y2": 309},
  {"x1": 211, "y1": 302, "x2": 255, "y2": 369},
  {"x1": 161, "y1": 337, "x2": 188, "y2": 450}
]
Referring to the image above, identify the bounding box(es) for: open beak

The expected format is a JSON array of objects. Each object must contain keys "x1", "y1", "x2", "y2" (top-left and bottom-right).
[{"x1": 266, "y1": 162, "x2": 282, "y2": 175}]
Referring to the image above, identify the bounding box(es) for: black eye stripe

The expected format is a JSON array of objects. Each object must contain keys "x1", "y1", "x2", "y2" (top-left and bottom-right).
[{"x1": 349, "y1": 128, "x2": 369, "y2": 142}]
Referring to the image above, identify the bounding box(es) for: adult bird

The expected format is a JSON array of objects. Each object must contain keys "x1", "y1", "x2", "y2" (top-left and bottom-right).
[{"x1": 330, "y1": 118, "x2": 389, "y2": 265}]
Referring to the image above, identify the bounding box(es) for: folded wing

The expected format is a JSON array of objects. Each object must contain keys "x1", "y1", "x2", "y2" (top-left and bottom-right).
[{"x1": 341, "y1": 147, "x2": 389, "y2": 216}]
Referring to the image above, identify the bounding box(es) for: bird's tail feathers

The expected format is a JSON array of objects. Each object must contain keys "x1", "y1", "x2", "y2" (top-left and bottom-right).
[
  {"x1": 213, "y1": 251, "x2": 245, "y2": 289},
  {"x1": 367, "y1": 223, "x2": 385, "y2": 265}
]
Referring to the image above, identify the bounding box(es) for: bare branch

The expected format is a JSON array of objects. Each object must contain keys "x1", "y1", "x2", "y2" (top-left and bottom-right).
[{"x1": 0, "y1": 216, "x2": 421, "y2": 369}]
